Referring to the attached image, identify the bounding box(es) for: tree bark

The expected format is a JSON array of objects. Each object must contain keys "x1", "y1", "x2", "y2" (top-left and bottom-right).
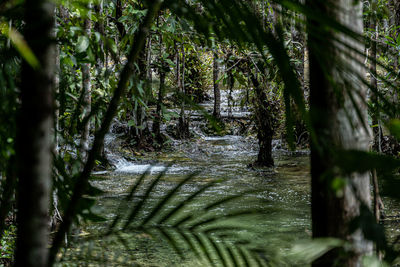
[
  {"x1": 153, "y1": 30, "x2": 165, "y2": 142},
  {"x1": 94, "y1": 0, "x2": 105, "y2": 71},
  {"x1": 15, "y1": 0, "x2": 55, "y2": 265},
  {"x1": 307, "y1": 0, "x2": 372, "y2": 266},
  {"x1": 147, "y1": 35, "x2": 153, "y2": 83},
  {"x1": 369, "y1": 11, "x2": 384, "y2": 227},
  {"x1": 0, "y1": 156, "x2": 16, "y2": 242},
  {"x1": 393, "y1": 0, "x2": 400, "y2": 107},
  {"x1": 226, "y1": 50, "x2": 234, "y2": 119},
  {"x1": 54, "y1": 8, "x2": 60, "y2": 148},
  {"x1": 370, "y1": 14, "x2": 381, "y2": 152},
  {"x1": 249, "y1": 68, "x2": 274, "y2": 167},
  {"x1": 80, "y1": 9, "x2": 92, "y2": 161},
  {"x1": 213, "y1": 51, "x2": 221, "y2": 119},
  {"x1": 115, "y1": 0, "x2": 125, "y2": 38},
  {"x1": 178, "y1": 43, "x2": 190, "y2": 138},
  {"x1": 132, "y1": 47, "x2": 148, "y2": 146}
]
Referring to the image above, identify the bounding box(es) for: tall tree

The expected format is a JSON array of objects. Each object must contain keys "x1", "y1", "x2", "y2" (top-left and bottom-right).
[
  {"x1": 153, "y1": 26, "x2": 166, "y2": 142},
  {"x1": 177, "y1": 42, "x2": 190, "y2": 138},
  {"x1": 307, "y1": 0, "x2": 372, "y2": 266},
  {"x1": 48, "y1": 1, "x2": 162, "y2": 264},
  {"x1": 393, "y1": 0, "x2": 400, "y2": 107},
  {"x1": 212, "y1": 50, "x2": 221, "y2": 119},
  {"x1": 80, "y1": 5, "x2": 92, "y2": 160},
  {"x1": 249, "y1": 65, "x2": 274, "y2": 167},
  {"x1": 368, "y1": 0, "x2": 384, "y2": 226},
  {"x1": 15, "y1": 0, "x2": 55, "y2": 266},
  {"x1": 115, "y1": 0, "x2": 125, "y2": 38}
]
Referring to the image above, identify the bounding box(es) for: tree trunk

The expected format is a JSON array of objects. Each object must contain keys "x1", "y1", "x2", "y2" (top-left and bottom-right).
[
  {"x1": 213, "y1": 51, "x2": 221, "y2": 119},
  {"x1": 303, "y1": 47, "x2": 309, "y2": 94},
  {"x1": 15, "y1": 0, "x2": 55, "y2": 265},
  {"x1": 178, "y1": 43, "x2": 190, "y2": 138},
  {"x1": 393, "y1": 0, "x2": 400, "y2": 108},
  {"x1": 0, "y1": 156, "x2": 16, "y2": 242},
  {"x1": 153, "y1": 31, "x2": 165, "y2": 142},
  {"x1": 94, "y1": 0, "x2": 107, "y2": 161},
  {"x1": 128, "y1": 34, "x2": 149, "y2": 147},
  {"x1": 115, "y1": 0, "x2": 125, "y2": 38},
  {"x1": 147, "y1": 35, "x2": 152, "y2": 84},
  {"x1": 307, "y1": 0, "x2": 372, "y2": 266},
  {"x1": 54, "y1": 8, "x2": 60, "y2": 148},
  {"x1": 133, "y1": 48, "x2": 148, "y2": 147},
  {"x1": 226, "y1": 51, "x2": 234, "y2": 119},
  {"x1": 249, "y1": 69, "x2": 274, "y2": 167},
  {"x1": 369, "y1": 11, "x2": 384, "y2": 227},
  {"x1": 94, "y1": 0, "x2": 105, "y2": 72},
  {"x1": 48, "y1": 2, "x2": 162, "y2": 264},
  {"x1": 370, "y1": 15, "x2": 381, "y2": 152},
  {"x1": 80, "y1": 10, "x2": 92, "y2": 160}
]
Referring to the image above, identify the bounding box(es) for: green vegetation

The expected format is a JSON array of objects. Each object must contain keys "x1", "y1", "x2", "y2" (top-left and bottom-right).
[{"x1": 1, "y1": 0, "x2": 400, "y2": 266}]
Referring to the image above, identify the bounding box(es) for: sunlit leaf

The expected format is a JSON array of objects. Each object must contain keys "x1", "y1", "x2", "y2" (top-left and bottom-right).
[
  {"x1": 0, "y1": 22, "x2": 40, "y2": 69},
  {"x1": 76, "y1": 35, "x2": 90, "y2": 53}
]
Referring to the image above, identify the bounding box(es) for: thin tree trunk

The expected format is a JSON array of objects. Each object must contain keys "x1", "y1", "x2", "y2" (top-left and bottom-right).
[
  {"x1": 153, "y1": 30, "x2": 165, "y2": 142},
  {"x1": 393, "y1": 0, "x2": 400, "y2": 107},
  {"x1": 175, "y1": 41, "x2": 180, "y2": 92},
  {"x1": 303, "y1": 47, "x2": 309, "y2": 95},
  {"x1": 248, "y1": 66, "x2": 274, "y2": 167},
  {"x1": 94, "y1": 0, "x2": 107, "y2": 160},
  {"x1": 48, "y1": 2, "x2": 162, "y2": 264},
  {"x1": 15, "y1": 0, "x2": 55, "y2": 266},
  {"x1": 147, "y1": 35, "x2": 152, "y2": 83},
  {"x1": 371, "y1": 169, "x2": 384, "y2": 222},
  {"x1": 213, "y1": 51, "x2": 221, "y2": 119},
  {"x1": 0, "y1": 156, "x2": 16, "y2": 242},
  {"x1": 178, "y1": 43, "x2": 189, "y2": 138},
  {"x1": 133, "y1": 48, "x2": 148, "y2": 146},
  {"x1": 369, "y1": 14, "x2": 384, "y2": 226},
  {"x1": 261, "y1": 0, "x2": 265, "y2": 27},
  {"x1": 58, "y1": 6, "x2": 68, "y2": 132},
  {"x1": 115, "y1": 0, "x2": 125, "y2": 38},
  {"x1": 308, "y1": 0, "x2": 372, "y2": 266},
  {"x1": 80, "y1": 9, "x2": 92, "y2": 160},
  {"x1": 226, "y1": 51, "x2": 234, "y2": 119},
  {"x1": 388, "y1": 0, "x2": 396, "y2": 71},
  {"x1": 54, "y1": 8, "x2": 60, "y2": 148},
  {"x1": 370, "y1": 14, "x2": 380, "y2": 151},
  {"x1": 94, "y1": 0, "x2": 105, "y2": 72}
]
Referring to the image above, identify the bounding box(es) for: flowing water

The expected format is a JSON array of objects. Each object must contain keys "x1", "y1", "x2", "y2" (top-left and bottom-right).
[
  {"x1": 59, "y1": 89, "x2": 400, "y2": 266},
  {"x1": 60, "y1": 131, "x2": 312, "y2": 266},
  {"x1": 59, "y1": 90, "x2": 312, "y2": 266}
]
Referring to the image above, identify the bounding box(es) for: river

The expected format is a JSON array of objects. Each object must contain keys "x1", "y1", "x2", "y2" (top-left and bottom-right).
[{"x1": 57, "y1": 89, "x2": 400, "y2": 266}]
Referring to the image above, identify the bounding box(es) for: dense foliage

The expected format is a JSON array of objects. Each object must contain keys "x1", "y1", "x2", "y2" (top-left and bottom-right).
[{"x1": 1, "y1": 0, "x2": 400, "y2": 266}]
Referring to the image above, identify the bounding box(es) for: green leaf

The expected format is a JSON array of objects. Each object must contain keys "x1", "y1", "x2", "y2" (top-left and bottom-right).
[
  {"x1": 335, "y1": 150, "x2": 400, "y2": 175},
  {"x1": 288, "y1": 238, "x2": 344, "y2": 263},
  {"x1": 76, "y1": 35, "x2": 90, "y2": 53},
  {"x1": 387, "y1": 119, "x2": 400, "y2": 141},
  {"x1": 106, "y1": 37, "x2": 118, "y2": 54},
  {"x1": 118, "y1": 15, "x2": 130, "y2": 23},
  {"x1": 127, "y1": 119, "x2": 136, "y2": 127},
  {"x1": 362, "y1": 255, "x2": 389, "y2": 267},
  {"x1": 94, "y1": 32, "x2": 101, "y2": 43},
  {"x1": 0, "y1": 22, "x2": 40, "y2": 69}
]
